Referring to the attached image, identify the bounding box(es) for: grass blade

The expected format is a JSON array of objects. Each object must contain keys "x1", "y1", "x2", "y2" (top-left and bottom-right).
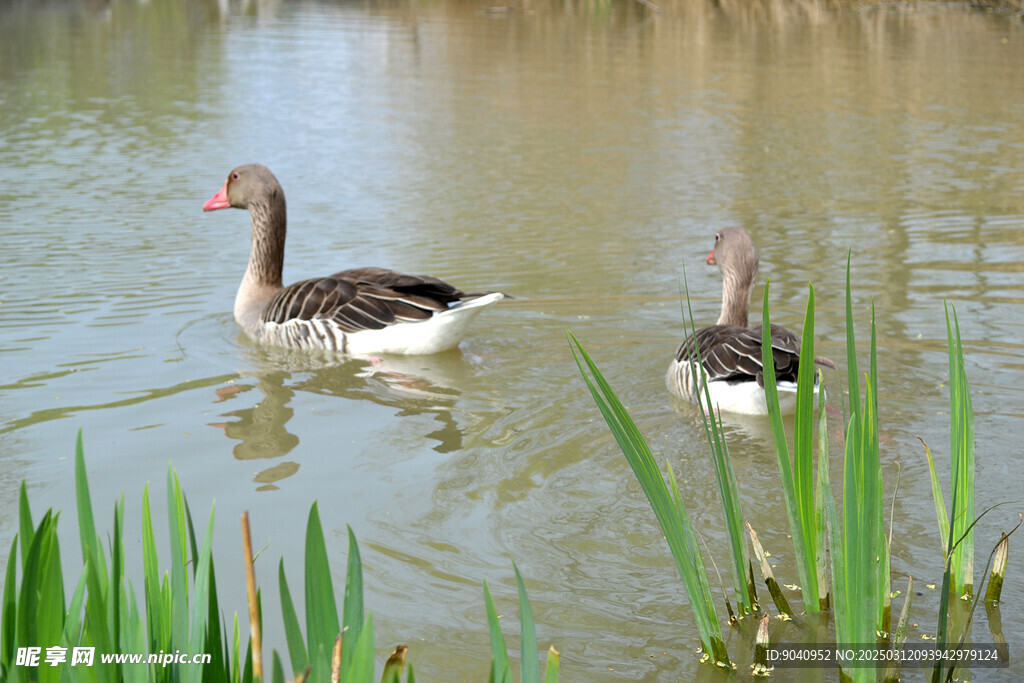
[
  {"x1": 346, "y1": 614, "x2": 375, "y2": 683},
  {"x1": 2, "y1": 535, "x2": 17, "y2": 675},
  {"x1": 272, "y1": 650, "x2": 286, "y2": 683},
  {"x1": 760, "y1": 284, "x2": 817, "y2": 611},
  {"x1": 665, "y1": 462, "x2": 725, "y2": 653},
  {"x1": 110, "y1": 493, "x2": 124, "y2": 658},
  {"x1": 569, "y1": 331, "x2": 729, "y2": 666},
  {"x1": 683, "y1": 269, "x2": 755, "y2": 616},
  {"x1": 121, "y1": 582, "x2": 148, "y2": 683},
  {"x1": 278, "y1": 559, "x2": 308, "y2": 675},
  {"x1": 921, "y1": 438, "x2": 950, "y2": 552},
  {"x1": 36, "y1": 515, "x2": 64, "y2": 683},
  {"x1": 514, "y1": 562, "x2": 539, "y2": 683},
  {"x1": 814, "y1": 374, "x2": 832, "y2": 610},
  {"x1": 792, "y1": 285, "x2": 822, "y2": 610},
  {"x1": 946, "y1": 303, "x2": 975, "y2": 597},
  {"x1": 141, "y1": 482, "x2": 169, "y2": 656},
  {"x1": 845, "y1": 252, "x2": 862, "y2": 427},
  {"x1": 883, "y1": 576, "x2": 913, "y2": 683},
  {"x1": 543, "y1": 646, "x2": 560, "y2": 683},
  {"x1": 17, "y1": 482, "x2": 33, "y2": 573},
  {"x1": 341, "y1": 525, "x2": 364, "y2": 678},
  {"x1": 483, "y1": 579, "x2": 511, "y2": 683},
  {"x1": 167, "y1": 465, "x2": 190, "y2": 654},
  {"x1": 304, "y1": 502, "x2": 341, "y2": 665},
  {"x1": 695, "y1": 396, "x2": 754, "y2": 616},
  {"x1": 835, "y1": 280, "x2": 884, "y2": 682},
  {"x1": 74, "y1": 430, "x2": 100, "y2": 570},
  {"x1": 184, "y1": 505, "x2": 216, "y2": 683}
]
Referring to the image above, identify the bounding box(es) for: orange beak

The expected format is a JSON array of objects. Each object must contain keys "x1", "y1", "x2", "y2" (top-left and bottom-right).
[{"x1": 203, "y1": 181, "x2": 231, "y2": 211}]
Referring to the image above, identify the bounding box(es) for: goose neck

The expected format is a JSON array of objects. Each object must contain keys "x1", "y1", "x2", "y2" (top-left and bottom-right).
[
  {"x1": 716, "y1": 271, "x2": 754, "y2": 327},
  {"x1": 244, "y1": 197, "x2": 286, "y2": 290}
]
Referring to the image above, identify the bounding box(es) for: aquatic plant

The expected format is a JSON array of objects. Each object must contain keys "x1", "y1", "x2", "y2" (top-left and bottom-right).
[
  {"x1": 1, "y1": 432, "x2": 234, "y2": 683},
  {"x1": 482, "y1": 564, "x2": 560, "y2": 683},
  {"x1": 759, "y1": 281, "x2": 830, "y2": 616},
  {"x1": 680, "y1": 278, "x2": 759, "y2": 621},
  {"x1": 570, "y1": 332, "x2": 731, "y2": 668},
  {"x1": 572, "y1": 266, "x2": 1014, "y2": 678},
  {"x1": 0, "y1": 433, "x2": 557, "y2": 683}
]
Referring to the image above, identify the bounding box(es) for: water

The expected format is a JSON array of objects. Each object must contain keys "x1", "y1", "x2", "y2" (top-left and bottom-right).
[{"x1": 1, "y1": 0, "x2": 1022, "y2": 679}]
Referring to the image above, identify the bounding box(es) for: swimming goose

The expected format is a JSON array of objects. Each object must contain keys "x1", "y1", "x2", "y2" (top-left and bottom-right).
[
  {"x1": 666, "y1": 227, "x2": 831, "y2": 415},
  {"x1": 203, "y1": 164, "x2": 504, "y2": 355}
]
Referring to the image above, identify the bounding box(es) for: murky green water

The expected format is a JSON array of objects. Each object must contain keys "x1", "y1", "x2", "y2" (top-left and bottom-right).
[{"x1": 2, "y1": 0, "x2": 1022, "y2": 679}]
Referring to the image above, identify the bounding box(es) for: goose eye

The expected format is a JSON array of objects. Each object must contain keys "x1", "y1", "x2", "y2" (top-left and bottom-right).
[
  {"x1": 231, "y1": 172, "x2": 239, "y2": 180},
  {"x1": 714, "y1": 233, "x2": 721, "y2": 242}
]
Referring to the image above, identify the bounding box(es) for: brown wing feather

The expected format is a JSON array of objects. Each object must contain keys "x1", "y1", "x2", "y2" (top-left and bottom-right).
[
  {"x1": 260, "y1": 267, "x2": 469, "y2": 333},
  {"x1": 675, "y1": 324, "x2": 802, "y2": 387}
]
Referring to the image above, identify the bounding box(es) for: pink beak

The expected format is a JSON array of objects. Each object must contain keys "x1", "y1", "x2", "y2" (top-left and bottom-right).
[
  {"x1": 203, "y1": 181, "x2": 231, "y2": 211},
  {"x1": 706, "y1": 250, "x2": 716, "y2": 266}
]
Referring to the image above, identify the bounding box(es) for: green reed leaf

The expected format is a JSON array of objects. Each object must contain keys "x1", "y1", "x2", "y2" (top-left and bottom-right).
[
  {"x1": 760, "y1": 284, "x2": 815, "y2": 611},
  {"x1": 167, "y1": 465, "x2": 189, "y2": 654},
  {"x1": 2, "y1": 535, "x2": 18, "y2": 673},
  {"x1": 922, "y1": 439, "x2": 949, "y2": 552},
  {"x1": 304, "y1": 501, "x2": 341, "y2": 668},
  {"x1": 514, "y1": 562, "x2": 540, "y2": 683},
  {"x1": 279, "y1": 559, "x2": 308, "y2": 675},
  {"x1": 570, "y1": 331, "x2": 728, "y2": 666},
  {"x1": 543, "y1": 645, "x2": 560, "y2": 683},
  {"x1": 341, "y1": 524, "x2": 364, "y2": 678},
  {"x1": 946, "y1": 303, "x2": 975, "y2": 598},
  {"x1": 346, "y1": 614, "x2": 375, "y2": 683},
  {"x1": 183, "y1": 505, "x2": 215, "y2": 683},
  {"x1": 271, "y1": 649, "x2": 286, "y2": 683},
  {"x1": 483, "y1": 579, "x2": 511, "y2": 683}
]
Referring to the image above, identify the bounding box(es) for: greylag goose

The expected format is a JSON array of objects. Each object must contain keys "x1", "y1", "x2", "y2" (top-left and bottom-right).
[
  {"x1": 203, "y1": 164, "x2": 504, "y2": 354},
  {"x1": 666, "y1": 227, "x2": 831, "y2": 415}
]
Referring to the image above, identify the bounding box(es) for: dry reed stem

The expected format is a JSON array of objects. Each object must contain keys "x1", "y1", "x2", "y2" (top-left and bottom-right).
[
  {"x1": 331, "y1": 633, "x2": 343, "y2": 683},
  {"x1": 241, "y1": 511, "x2": 263, "y2": 680},
  {"x1": 747, "y1": 522, "x2": 794, "y2": 617},
  {"x1": 751, "y1": 613, "x2": 772, "y2": 677},
  {"x1": 984, "y1": 533, "x2": 1008, "y2": 603}
]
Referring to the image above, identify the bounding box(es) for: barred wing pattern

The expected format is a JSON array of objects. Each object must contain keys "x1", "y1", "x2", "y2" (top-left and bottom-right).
[
  {"x1": 669, "y1": 323, "x2": 801, "y2": 400},
  {"x1": 261, "y1": 267, "x2": 467, "y2": 332}
]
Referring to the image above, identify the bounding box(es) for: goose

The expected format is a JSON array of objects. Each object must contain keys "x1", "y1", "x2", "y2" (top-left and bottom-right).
[
  {"x1": 666, "y1": 227, "x2": 833, "y2": 415},
  {"x1": 203, "y1": 164, "x2": 504, "y2": 355}
]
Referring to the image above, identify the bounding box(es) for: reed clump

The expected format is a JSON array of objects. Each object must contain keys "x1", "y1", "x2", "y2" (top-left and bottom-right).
[
  {"x1": 572, "y1": 260, "x2": 1017, "y2": 679},
  {"x1": 0, "y1": 432, "x2": 558, "y2": 683}
]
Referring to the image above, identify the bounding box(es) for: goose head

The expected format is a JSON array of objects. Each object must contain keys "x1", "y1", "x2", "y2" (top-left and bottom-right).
[
  {"x1": 203, "y1": 163, "x2": 284, "y2": 212},
  {"x1": 706, "y1": 227, "x2": 759, "y2": 327}
]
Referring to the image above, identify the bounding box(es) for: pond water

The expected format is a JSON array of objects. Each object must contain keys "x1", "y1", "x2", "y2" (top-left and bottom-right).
[{"x1": 2, "y1": 0, "x2": 1023, "y2": 679}]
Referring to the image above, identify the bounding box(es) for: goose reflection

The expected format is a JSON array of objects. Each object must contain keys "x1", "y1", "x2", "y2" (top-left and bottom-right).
[{"x1": 210, "y1": 349, "x2": 470, "y2": 489}]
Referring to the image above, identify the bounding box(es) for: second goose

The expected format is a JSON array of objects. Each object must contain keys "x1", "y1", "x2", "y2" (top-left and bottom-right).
[{"x1": 666, "y1": 227, "x2": 832, "y2": 415}]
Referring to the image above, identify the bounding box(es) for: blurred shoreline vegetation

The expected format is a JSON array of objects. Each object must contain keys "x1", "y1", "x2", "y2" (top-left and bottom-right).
[{"x1": 1, "y1": 0, "x2": 1022, "y2": 26}]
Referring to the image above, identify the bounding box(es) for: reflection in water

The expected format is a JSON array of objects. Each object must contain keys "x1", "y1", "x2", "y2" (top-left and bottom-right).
[
  {"x1": 212, "y1": 351, "x2": 466, "y2": 488},
  {"x1": 0, "y1": 371, "x2": 239, "y2": 436},
  {"x1": 213, "y1": 371, "x2": 299, "y2": 464}
]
